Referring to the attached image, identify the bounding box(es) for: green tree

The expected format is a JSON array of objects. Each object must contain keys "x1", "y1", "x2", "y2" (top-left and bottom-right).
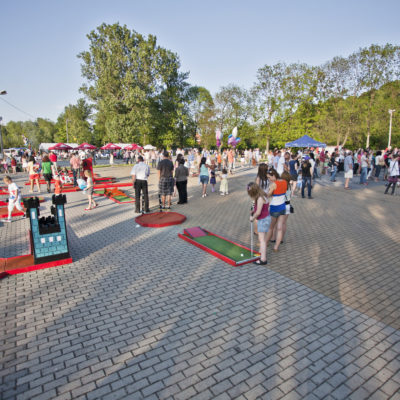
[
  {"x1": 214, "y1": 84, "x2": 252, "y2": 148},
  {"x1": 55, "y1": 99, "x2": 92, "y2": 143},
  {"x1": 356, "y1": 43, "x2": 400, "y2": 148},
  {"x1": 78, "y1": 23, "x2": 188, "y2": 146}
]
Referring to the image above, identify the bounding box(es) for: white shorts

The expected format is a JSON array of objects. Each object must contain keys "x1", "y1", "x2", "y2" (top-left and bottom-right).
[
  {"x1": 8, "y1": 198, "x2": 24, "y2": 212},
  {"x1": 344, "y1": 170, "x2": 353, "y2": 179}
]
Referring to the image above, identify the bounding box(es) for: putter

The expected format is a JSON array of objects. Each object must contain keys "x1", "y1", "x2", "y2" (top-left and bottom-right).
[
  {"x1": 250, "y1": 219, "x2": 254, "y2": 258},
  {"x1": 250, "y1": 201, "x2": 255, "y2": 257},
  {"x1": 158, "y1": 193, "x2": 163, "y2": 212}
]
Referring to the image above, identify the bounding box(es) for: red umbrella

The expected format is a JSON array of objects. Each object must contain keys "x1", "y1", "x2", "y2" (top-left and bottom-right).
[
  {"x1": 124, "y1": 143, "x2": 138, "y2": 150},
  {"x1": 100, "y1": 143, "x2": 121, "y2": 150},
  {"x1": 49, "y1": 143, "x2": 73, "y2": 150},
  {"x1": 76, "y1": 142, "x2": 97, "y2": 150}
]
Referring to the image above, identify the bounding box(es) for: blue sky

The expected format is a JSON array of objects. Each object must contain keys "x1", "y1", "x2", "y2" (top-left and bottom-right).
[{"x1": 1, "y1": 0, "x2": 400, "y2": 123}]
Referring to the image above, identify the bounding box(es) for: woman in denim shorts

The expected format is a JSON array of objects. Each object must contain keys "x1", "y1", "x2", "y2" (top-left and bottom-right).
[
  {"x1": 248, "y1": 182, "x2": 270, "y2": 265},
  {"x1": 199, "y1": 157, "x2": 211, "y2": 198},
  {"x1": 265, "y1": 168, "x2": 287, "y2": 252}
]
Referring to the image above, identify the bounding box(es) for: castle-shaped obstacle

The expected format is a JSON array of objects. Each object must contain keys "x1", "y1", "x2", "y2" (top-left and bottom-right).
[
  {"x1": 24, "y1": 195, "x2": 71, "y2": 263},
  {"x1": 0, "y1": 195, "x2": 72, "y2": 277}
]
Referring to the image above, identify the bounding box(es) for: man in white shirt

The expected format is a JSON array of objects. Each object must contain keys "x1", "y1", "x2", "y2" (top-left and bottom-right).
[
  {"x1": 131, "y1": 156, "x2": 150, "y2": 213},
  {"x1": 360, "y1": 151, "x2": 370, "y2": 185},
  {"x1": 277, "y1": 151, "x2": 285, "y2": 176}
]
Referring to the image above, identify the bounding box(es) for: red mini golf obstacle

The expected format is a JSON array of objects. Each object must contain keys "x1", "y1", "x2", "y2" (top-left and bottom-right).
[
  {"x1": 178, "y1": 227, "x2": 260, "y2": 267},
  {"x1": 0, "y1": 196, "x2": 45, "y2": 214},
  {"x1": 135, "y1": 194, "x2": 186, "y2": 228},
  {"x1": 135, "y1": 211, "x2": 186, "y2": 228},
  {"x1": 93, "y1": 188, "x2": 135, "y2": 204}
]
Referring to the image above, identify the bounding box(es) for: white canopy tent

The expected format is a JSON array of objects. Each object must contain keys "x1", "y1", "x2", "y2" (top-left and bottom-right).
[{"x1": 39, "y1": 143, "x2": 78, "y2": 152}]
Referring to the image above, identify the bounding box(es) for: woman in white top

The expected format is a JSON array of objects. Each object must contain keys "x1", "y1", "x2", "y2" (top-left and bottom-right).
[{"x1": 384, "y1": 153, "x2": 399, "y2": 195}]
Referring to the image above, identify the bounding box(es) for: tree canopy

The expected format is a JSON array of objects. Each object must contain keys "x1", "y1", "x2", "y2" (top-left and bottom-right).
[{"x1": 2, "y1": 29, "x2": 400, "y2": 151}]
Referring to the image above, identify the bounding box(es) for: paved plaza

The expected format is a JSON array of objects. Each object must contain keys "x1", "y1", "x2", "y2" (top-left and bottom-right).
[{"x1": 1, "y1": 165, "x2": 400, "y2": 400}]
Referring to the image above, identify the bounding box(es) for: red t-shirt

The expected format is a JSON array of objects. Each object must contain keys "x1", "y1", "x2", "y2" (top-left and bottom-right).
[{"x1": 49, "y1": 153, "x2": 57, "y2": 163}]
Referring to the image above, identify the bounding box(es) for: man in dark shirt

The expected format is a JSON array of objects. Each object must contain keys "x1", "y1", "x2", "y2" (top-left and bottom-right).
[
  {"x1": 157, "y1": 151, "x2": 174, "y2": 209},
  {"x1": 301, "y1": 158, "x2": 313, "y2": 199}
]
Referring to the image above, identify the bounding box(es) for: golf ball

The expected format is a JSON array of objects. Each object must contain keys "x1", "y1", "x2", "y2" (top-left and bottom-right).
[
  {"x1": 136, "y1": 224, "x2": 140, "y2": 228},
  {"x1": 241, "y1": 253, "x2": 244, "y2": 257}
]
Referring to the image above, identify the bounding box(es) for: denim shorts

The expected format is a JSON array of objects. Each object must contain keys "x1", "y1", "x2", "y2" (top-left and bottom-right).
[
  {"x1": 270, "y1": 209, "x2": 286, "y2": 218},
  {"x1": 200, "y1": 175, "x2": 209, "y2": 184},
  {"x1": 257, "y1": 215, "x2": 271, "y2": 232}
]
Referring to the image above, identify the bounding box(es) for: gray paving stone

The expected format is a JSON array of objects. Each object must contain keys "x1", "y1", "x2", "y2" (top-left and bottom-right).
[{"x1": 1, "y1": 167, "x2": 400, "y2": 400}]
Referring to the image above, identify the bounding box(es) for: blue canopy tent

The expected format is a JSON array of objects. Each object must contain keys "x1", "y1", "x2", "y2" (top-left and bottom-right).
[{"x1": 285, "y1": 134, "x2": 326, "y2": 148}]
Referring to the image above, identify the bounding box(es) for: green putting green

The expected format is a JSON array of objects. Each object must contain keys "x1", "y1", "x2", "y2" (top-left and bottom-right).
[{"x1": 193, "y1": 235, "x2": 254, "y2": 262}]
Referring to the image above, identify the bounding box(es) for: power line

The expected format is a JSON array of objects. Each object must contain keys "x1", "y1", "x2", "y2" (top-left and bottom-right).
[{"x1": 0, "y1": 96, "x2": 36, "y2": 119}]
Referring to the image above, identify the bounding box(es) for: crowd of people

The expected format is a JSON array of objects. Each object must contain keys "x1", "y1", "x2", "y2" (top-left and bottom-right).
[{"x1": 2, "y1": 145, "x2": 399, "y2": 223}]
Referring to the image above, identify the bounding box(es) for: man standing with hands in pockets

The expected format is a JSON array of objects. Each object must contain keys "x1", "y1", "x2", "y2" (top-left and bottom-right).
[{"x1": 131, "y1": 155, "x2": 150, "y2": 213}]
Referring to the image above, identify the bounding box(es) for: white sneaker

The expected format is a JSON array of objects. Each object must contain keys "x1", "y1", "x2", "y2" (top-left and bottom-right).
[
  {"x1": 4, "y1": 219, "x2": 12, "y2": 223},
  {"x1": 220, "y1": 193, "x2": 225, "y2": 196}
]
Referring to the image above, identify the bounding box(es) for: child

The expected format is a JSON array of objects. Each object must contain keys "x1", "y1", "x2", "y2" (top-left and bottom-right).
[
  {"x1": 2, "y1": 158, "x2": 9, "y2": 174},
  {"x1": 54, "y1": 172, "x2": 63, "y2": 195},
  {"x1": 2, "y1": 176, "x2": 24, "y2": 223},
  {"x1": 294, "y1": 170, "x2": 302, "y2": 196},
  {"x1": 60, "y1": 167, "x2": 72, "y2": 184},
  {"x1": 247, "y1": 182, "x2": 270, "y2": 265},
  {"x1": 84, "y1": 170, "x2": 97, "y2": 211},
  {"x1": 219, "y1": 168, "x2": 229, "y2": 195},
  {"x1": 210, "y1": 160, "x2": 217, "y2": 192}
]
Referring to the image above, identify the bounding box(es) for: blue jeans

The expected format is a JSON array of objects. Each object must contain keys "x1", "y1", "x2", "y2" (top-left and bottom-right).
[
  {"x1": 360, "y1": 167, "x2": 368, "y2": 184},
  {"x1": 72, "y1": 168, "x2": 80, "y2": 186},
  {"x1": 330, "y1": 166, "x2": 337, "y2": 181},
  {"x1": 302, "y1": 177, "x2": 312, "y2": 197}
]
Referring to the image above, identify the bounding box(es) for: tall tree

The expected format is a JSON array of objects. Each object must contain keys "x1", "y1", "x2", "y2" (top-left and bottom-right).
[
  {"x1": 78, "y1": 23, "x2": 188, "y2": 146},
  {"x1": 186, "y1": 86, "x2": 215, "y2": 148},
  {"x1": 253, "y1": 63, "x2": 285, "y2": 151},
  {"x1": 356, "y1": 43, "x2": 400, "y2": 148},
  {"x1": 214, "y1": 84, "x2": 251, "y2": 147},
  {"x1": 55, "y1": 99, "x2": 92, "y2": 143}
]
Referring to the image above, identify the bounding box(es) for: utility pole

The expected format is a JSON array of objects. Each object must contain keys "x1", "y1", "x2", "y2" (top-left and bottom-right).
[
  {"x1": 0, "y1": 116, "x2": 3, "y2": 156},
  {"x1": 388, "y1": 109, "x2": 395, "y2": 148},
  {"x1": 0, "y1": 90, "x2": 7, "y2": 156},
  {"x1": 66, "y1": 119, "x2": 70, "y2": 144}
]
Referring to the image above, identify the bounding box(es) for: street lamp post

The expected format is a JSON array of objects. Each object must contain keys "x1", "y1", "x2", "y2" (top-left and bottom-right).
[
  {"x1": 0, "y1": 90, "x2": 7, "y2": 156},
  {"x1": 0, "y1": 116, "x2": 3, "y2": 156},
  {"x1": 66, "y1": 119, "x2": 70, "y2": 144},
  {"x1": 388, "y1": 109, "x2": 395, "y2": 148}
]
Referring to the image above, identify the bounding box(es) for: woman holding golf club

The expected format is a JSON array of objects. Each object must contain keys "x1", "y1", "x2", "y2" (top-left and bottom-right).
[{"x1": 247, "y1": 182, "x2": 270, "y2": 265}]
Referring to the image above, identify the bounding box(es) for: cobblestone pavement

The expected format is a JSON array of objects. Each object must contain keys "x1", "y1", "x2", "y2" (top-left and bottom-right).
[{"x1": 1, "y1": 166, "x2": 400, "y2": 400}]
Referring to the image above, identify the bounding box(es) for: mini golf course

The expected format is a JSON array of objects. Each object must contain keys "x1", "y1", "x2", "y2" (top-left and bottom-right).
[{"x1": 179, "y1": 227, "x2": 260, "y2": 266}]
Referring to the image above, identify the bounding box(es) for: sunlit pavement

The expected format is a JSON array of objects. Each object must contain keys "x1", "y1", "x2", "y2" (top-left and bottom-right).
[{"x1": 1, "y1": 166, "x2": 399, "y2": 400}]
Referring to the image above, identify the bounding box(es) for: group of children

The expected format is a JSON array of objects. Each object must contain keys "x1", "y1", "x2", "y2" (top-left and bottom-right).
[
  {"x1": 199, "y1": 158, "x2": 229, "y2": 197},
  {"x1": 2, "y1": 166, "x2": 98, "y2": 223},
  {"x1": 247, "y1": 163, "x2": 293, "y2": 266}
]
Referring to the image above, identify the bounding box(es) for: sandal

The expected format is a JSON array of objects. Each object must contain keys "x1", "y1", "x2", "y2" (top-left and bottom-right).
[
  {"x1": 84, "y1": 207, "x2": 92, "y2": 211},
  {"x1": 253, "y1": 259, "x2": 268, "y2": 265}
]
